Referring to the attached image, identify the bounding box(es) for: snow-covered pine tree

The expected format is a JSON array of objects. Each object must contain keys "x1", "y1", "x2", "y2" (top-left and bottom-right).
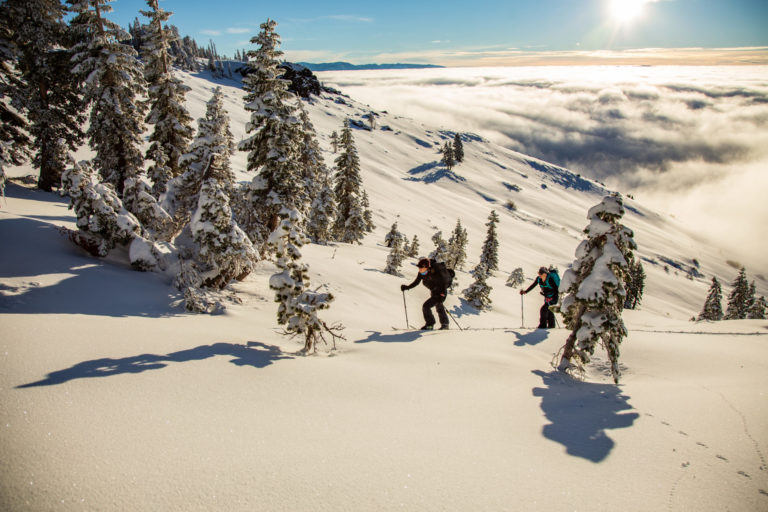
[
  {"x1": 446, "y1": 219, "x2": 468, "y2": 270},
  {"x1": 0, "y1": 12, "x2": 31, "y2": 196},
  {"x1": 268, "y1": 207, "x2": 343, "y2": 353},
  {"x1": 306, "y1": 166, "x2": 336, "y2": 245},
  {"x1": 724, "y1": 267, "x2": 750, "y2": 320},
  {"x1": 297, "y1": 104, "x2": 326, "y2": 221},
  {"x1": 70, "y1": 0, "x2": 147, "y2": 197},
  {"x1": 747, "y1": 281, "x2": 757, "y2": 317},
  {"x1": 333, "y1": 118, "x2": 367, "y2": 244},
  {"x1": 429, "y1": 231, "x2": 449, "y2": 262},
  {"x1": 141, "y1": 0, "x2": 194, "y2": 198},
  {"x1": 453, "y1": 132, "x2": 464, "y2": 163},
  {"x1": 463, "y1": 262, "x2": 492, "y2": 310},
  {"x1": 122, "y1": 176, "x2": 174, "y2": 242},
  {"x1": 5, "y1": 0, "x2": 85, "y2": 192},
  {"x1": 624, "y1": 260, "x2": 645, "y2": 309},
  {"x1": 506, "y1": 267, "x2": 525, "y2": 288},
  {"x1": 407, "y1": 234, "x2": 420, "y2": 258},
  {"x1": 190, "y1": 178, "x2": 259, "y2": 290},
  {"x1": 330, "y1": 130, "x2": 339, "y2": 153},
  {"x1": 384, "y1": 232, "x2": 405, "y2": 276},
  {"x1": 748, "y1": 295, "x2": 767, "y2": 320},
  {"x1": 237, "y1": 19, "x2": 303, "y2": 251},
  {"x1": 556, "y1": 194, "x2": 637, "y2": 384},
  {"x1": 479, "y1": 210, "x2": 500, "y2": 274},
  {"x1": 197, "y1": 87, "x2": 235, "y2": 188},
  {"x1": 384, "y1": 222, "x2": 402, "y2": 248},
  {"x1": 60, "y1": 159, "x2": 142, "y2": 258},
  {"x1": 361, "y1": 190, "x2": 375, "y2": 232},
  {"x1": 164, "y1": 86, "x2": 237, "y2": 234},
  {"x1": 697, "y1": 276, "x2": 724, "y2": 321},
  {"x1": 442, "y1": 141, "x2": 455, "y2": 170}
]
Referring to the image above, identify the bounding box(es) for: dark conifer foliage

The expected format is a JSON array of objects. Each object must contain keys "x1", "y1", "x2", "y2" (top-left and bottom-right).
[
  {"x1": 4, "y1": 0, "x2": 85, "y2": 192},
  {"x1": 70, "y1": 0, "x2": 147, "y2": 197}
]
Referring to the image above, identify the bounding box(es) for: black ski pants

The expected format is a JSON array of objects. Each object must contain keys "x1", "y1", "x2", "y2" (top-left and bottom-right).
[
  {"x1": 423, "y1": 293, "x2": 449, "y2": 327},
  {"x1": 539, "y1": 295, "x2": 558, "y2": 329}
]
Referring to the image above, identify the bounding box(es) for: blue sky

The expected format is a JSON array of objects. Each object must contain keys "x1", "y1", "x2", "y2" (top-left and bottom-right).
[{"x1": 106, "y1": 0, "x2": 768, "y2": 65}]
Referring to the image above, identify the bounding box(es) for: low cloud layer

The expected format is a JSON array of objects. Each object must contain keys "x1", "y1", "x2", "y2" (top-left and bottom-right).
[{"x1": 321, "y1": 66, "x2": 768, "y2": 269}]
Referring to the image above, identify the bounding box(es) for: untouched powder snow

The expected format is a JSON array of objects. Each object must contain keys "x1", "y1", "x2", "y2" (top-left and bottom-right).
[{"x1": 1, "y1": 67, "x2": 767, "y2": 511}]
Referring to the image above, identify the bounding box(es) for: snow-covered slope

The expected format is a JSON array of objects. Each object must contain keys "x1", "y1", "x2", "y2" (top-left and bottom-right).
[{"x1": 1, "y1": 67, "x2": 767, "y2": 511}]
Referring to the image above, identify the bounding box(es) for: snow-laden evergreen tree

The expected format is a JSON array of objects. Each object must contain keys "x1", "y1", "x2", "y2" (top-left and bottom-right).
[
  {"x1": 306, "y1": 166, "x2": 336, "y2": 245},
  {"x1": 748, "y1": 295, "x2": 767, "y2": 320},
  {"x1": 5, "y1": 0, "x2": 85, "y2": 192},
  {"x1": 196, "y1": 87, "x2": 235, "y2": 188},
  {"x1": 441, "y1": 141, "x2": 455, "y2": 170},
  {"x1": 164, "y1": 86, "x2": 236, "y2": 234},
  {"x1": 384, "y1": 231, "x2": 405, "y2": 276},
  {"x1": 237, "y1": 19, "x2": 303, "y2": 251},
  {"x1": 446, "y1": 219, "x2": 468, "y2": 270},
  {"x1": 747, "y1": 281, "x2": 757, "y2": 317},
  {"x1": 506, "y1": 267, "x2": 525, "y2": 288},
  {"x1": 479, "y1": 210, "x2": 500, "y2": 274},
  {"x1": 141, "y1": 0, "x2": 194, "y2": 198},
  {"x1": 122, "y1": 176, "x2": 174, "y2": 242},
  {"x1": 624, "y1": 260, "x2": 645, "y2": 309},
  {"x1": 463, "y1": 263, "x2": 492, "y2": 310},
  {"x1": 60, "y1": 159, "x2": 141, "y2": 258},
  {"x1": 330, "y1": 130, "x2": 339, "y2": 153},
  {"x1": 361, "y1": 190, "x2": 375, "y2": 232},
  {"x1": 190, "y1": 178, "x2": 259, "y2": 290},
  {"x1": 268, "y1": 207, "x2": 344, "y2": 353},
  {"x1": 556, "y1": 194, "x2": 637, "y2": 384},
  {"x1": 429, "y1": 231, "x2": 449, "y2": 262},
  {"x1": 70, "y1": 0, "x2": 147, "y2": 197},
  {"x1": 384, "y1": 222, "x2": 402, "y2": 248},
  {"x1": 0, "y1": 13, "x2": 31, "y2": 196},
  {"x1": 724, "y1": 267, "x2": 750, "y2": 320},
  {"x1": 697, "y1": 277, "x2": 724, "y2": 321},
  {"x1": 453, "y1": 132, "x2": 464, "y2": 163},
  {"x1": 407, "y1": 234, "x2": 420, "y2": 258},
  {"x1": 333, "y1": 118, "x2": 367, "y2": 244},
  {"x1": 297, "y1": 104, "x2": 326, "y2": 221}
]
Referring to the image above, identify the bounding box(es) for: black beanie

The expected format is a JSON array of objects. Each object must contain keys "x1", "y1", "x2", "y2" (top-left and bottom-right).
[
  {"x1": 418, "y1": 258, "x2": 430, "y2": 268},
  {"x1": 539, "y1": 266, "x2": 548, "y2": 274}
]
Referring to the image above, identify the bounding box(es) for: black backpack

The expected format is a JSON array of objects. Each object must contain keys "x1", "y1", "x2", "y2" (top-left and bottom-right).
[{"x1": 433, "y1": 260, "x2": 455, "y2": 288}]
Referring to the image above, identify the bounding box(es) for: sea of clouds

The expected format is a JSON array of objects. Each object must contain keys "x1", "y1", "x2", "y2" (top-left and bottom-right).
[{"x1": 320, "y1": 66, "x2": 768, "y2": 272}]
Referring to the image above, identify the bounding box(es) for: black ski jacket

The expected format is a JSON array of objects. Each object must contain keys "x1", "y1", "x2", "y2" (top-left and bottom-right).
[{"x1": 403, "y1": 259, "x2": 448, "y2": 296}]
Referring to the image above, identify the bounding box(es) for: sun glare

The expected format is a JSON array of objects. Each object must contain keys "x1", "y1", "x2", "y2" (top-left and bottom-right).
[{"x1": 609, "y1": 0, "x2": 649, "y2": 24}]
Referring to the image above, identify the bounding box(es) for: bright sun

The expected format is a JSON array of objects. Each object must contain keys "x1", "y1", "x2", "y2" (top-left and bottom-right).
[{"x1": 609, "y1": 0, "x2": 650, "y2": 24}]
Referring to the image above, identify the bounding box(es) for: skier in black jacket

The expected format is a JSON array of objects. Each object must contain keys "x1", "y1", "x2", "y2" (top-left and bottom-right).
[
  {"x1": 401, "y1": 258, "x2": 450, "y2": 330},
  {"x1": 520, "y1": 266, "x2": 559, "y2": 328}
]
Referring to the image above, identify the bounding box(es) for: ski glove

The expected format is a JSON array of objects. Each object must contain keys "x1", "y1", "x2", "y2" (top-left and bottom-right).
[{"x1": 400, "y1": 284, "x2": 408, "y2": 291}]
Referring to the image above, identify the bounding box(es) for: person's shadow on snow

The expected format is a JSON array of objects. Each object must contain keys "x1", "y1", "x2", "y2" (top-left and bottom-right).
[
  {"x1": 531, "y1": 369, "x2": 639, "y2": 463},
  {"x1": 356, "y1": 330, "x2": 425, "y2": 343},
  {"x1": 17, "y1": 341, "x2": 291, "y2": 388},
  {"x1": 508, "y1": 329, "x2": 549, "y2": 346}
]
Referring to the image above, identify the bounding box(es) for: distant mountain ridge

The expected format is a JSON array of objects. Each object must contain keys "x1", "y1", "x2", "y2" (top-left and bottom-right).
[{"x1": 297, "y1": 61, "x2": 444, "y2": 71}]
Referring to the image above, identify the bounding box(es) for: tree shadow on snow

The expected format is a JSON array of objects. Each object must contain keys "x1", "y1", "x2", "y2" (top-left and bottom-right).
[
  {"x1": 531, "y1": 369, "x2": 639, "y2": 463},
  {"x1": 355, "y1": 330, "x2": 425, "y2": 344},
  {"x1": 447, "y1": 297, "x2": 481, "y2": 318},
  {"x1": 508, "y1": 329, "x2": 549, "y2": 346},
  {"x1": 0, "y1": 216, "x2": 182, "y2": 318},
  {"x1": 16, "y1": 341, "x2": 292, "y2": 388},
  {"x1": 405, "y1": 161, "x2": 466, "y2": 184}
]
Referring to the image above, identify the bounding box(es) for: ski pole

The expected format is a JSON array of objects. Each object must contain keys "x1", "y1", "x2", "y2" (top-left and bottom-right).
[
  {"x1": 402, "y1": 290, "x2": 410, "y2": 329},
  {"x1": 520, "y1": 294, "x2": 525, "y2": 328},
  {"x1": 446, "y1": 309, "x2": 464, "y2": 331}
]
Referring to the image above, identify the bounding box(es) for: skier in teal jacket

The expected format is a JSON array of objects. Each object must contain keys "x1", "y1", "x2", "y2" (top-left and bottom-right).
[{"x1": 520, "y1": 266, "x2": 559, "y2": 328}]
